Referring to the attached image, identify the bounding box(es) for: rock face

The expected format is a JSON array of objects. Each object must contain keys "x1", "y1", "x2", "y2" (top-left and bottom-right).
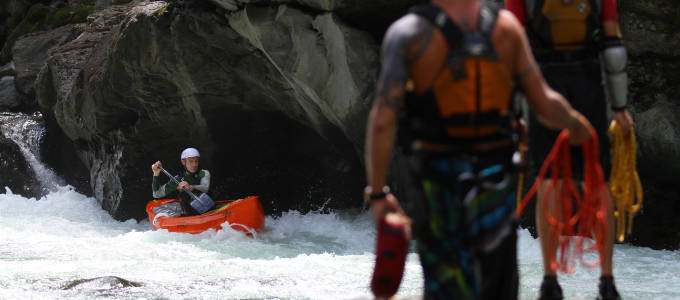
[
  {"x1": 207, "y1": 0, "x2": 428, "y2": 38},
  {"x1": 13, "y1": 24, "x2": 81, "y2": 99},
  {"x1": 36, "y1": 1, "x2": 379, "y2": 220},
  {"x1": 619, "y1": 0, "x2": 680, "y2": 249}
]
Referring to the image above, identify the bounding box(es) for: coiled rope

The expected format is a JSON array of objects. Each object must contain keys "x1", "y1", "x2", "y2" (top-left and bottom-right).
[
  {"x1": 608, "y1": 120, "x2": 643, "y2": 243},
  {"x1": 516, "y1": 129, "x2": 608, "y2": 273}
]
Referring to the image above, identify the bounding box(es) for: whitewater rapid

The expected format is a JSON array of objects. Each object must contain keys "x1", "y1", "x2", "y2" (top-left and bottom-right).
[{"x1": 1, "y1": 186, "x2": 679, "y2": 299}]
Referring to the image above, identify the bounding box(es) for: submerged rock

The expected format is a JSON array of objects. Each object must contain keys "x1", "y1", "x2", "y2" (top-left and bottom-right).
[{"x1": 62, "y1": 276, "x2": 142, "y2": 290}]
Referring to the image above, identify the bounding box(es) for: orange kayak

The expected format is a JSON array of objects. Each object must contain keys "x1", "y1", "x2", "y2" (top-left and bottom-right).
[{"x1": 146, "y1": 195, "x2": 265, "y2": 234}]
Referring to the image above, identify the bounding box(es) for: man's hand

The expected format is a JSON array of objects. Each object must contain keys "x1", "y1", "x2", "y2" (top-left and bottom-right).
[
  {"x1": 614, "y1": 109, "x2": 633, "y2": 137},
  {"x1": 177, "y1": 181, "x2": 193, "y2": 191},
  {"x1": 371, "y1": 193, "x2": 409, "y2": 223},
  {"x1": 151, "y1": 161, "x2": 162, "y2": 176},
  {"x1": 568, "y1": 111, "x2": 595, "y2": 145}
]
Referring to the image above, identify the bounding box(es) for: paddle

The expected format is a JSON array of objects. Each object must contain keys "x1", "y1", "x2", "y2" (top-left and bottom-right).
[{"x1": 158, "y1": 166, "x2": 214, "y2": 214}]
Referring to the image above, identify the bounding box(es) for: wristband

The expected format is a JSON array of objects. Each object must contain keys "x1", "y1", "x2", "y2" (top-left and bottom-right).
[{"x1": 364, "y1": 186, "x2": 391, "y2": 204}]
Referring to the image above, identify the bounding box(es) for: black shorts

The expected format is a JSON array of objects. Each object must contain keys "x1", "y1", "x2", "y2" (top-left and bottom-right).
[{"x1": 528, "y1": 60, "x2": 611, "y2": 181}]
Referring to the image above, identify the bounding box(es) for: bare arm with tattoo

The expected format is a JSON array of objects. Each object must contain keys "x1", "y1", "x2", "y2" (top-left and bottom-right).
[{"x1": 365, "y1": 15, "x2": 433, "y2": 221}]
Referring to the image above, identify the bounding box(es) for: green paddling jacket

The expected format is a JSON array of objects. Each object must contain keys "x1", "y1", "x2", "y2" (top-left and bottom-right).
[{"x1": 152, "y1": 169, "x2": 211, "y2": 199}]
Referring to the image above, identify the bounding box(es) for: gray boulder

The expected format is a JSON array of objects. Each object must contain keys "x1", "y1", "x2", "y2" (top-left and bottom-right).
[
  {"x1": 12, "y1": 24, "x2": 82, "y2": 99},
  {"x1": 37, "y1": 1, "x2": 378, "y2": 220},
  {"x1": 0, "y1": 76, "x2": 23, "y2": 110}
]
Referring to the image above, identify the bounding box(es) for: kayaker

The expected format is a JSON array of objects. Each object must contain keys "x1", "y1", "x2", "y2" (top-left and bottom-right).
[
  {"x1": 364, "y1": 0, "x2": 594, "y2": 298},
  {"x1": 506, "y1": 0, "x2": 633, "y2": 299},
  {"x1": 151, "y1": 147, "x2": 212, "y2": 216}
]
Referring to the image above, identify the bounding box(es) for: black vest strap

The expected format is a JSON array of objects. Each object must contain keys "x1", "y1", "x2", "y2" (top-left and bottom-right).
[
  {"x1": 409, "y1": 3, "x2": 500, "y2": 57},
  {"x1": 443, "y1": 111, "x2": 510, "y2": 127},
  {"x1": 409, "y1": 4, "x2": 465, "y2": 53}
]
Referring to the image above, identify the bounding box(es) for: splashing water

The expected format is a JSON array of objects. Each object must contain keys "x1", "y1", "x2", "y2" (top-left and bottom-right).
[
  {"x1": 0, "y1": 112, "x2": 64, "y2": 193},
  {"x1": 1, "y1": 186, "x2": 679, "y2": 299}
]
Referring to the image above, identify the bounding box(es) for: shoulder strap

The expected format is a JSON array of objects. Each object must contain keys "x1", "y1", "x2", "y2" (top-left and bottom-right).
[
  {"x1": 586, "y1": 0, "x2": 603, "y2": 47},
  {"x1": 409, "y1": 4, "x2": 465, "y2": 52},
  {"x1": 479, "y1": 2, "x2": 500, "y2": 38},
  {"x1": 594, "y1": 0, "x2": 602, "y2": 14},
  {"x1": 525, "y1": 0, "x2": 537, "y2": 20}
]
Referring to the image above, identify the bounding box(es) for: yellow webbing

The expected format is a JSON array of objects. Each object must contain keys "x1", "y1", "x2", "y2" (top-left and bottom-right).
[
  {"x1": 608, "y1": 120, "x2": 643, "y2": 242},
  {"x1": 516, "y1": 144, "x2": 528, "y2": 209}
]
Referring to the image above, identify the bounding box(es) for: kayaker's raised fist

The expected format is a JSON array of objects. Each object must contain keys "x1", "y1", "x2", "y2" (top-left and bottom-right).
[
  {"x1": 151, "y1": 161, "x2": 162, "y2": 176},
  {"x1": 177, "y1": 181, "x2": 193, "y2": 191}
]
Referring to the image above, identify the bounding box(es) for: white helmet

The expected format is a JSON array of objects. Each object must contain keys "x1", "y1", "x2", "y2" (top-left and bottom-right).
[{"x1": 180, "y1": 147, "x2": 200, "y2": 159}]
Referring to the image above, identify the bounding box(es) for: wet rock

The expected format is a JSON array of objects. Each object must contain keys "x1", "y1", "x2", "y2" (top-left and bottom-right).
[
  {"x1": 0, "y1": 134, "x2": 41, "y2": 197},
  {"x1": 62, "y1": 276, "x2": 142, "y2": 290}
]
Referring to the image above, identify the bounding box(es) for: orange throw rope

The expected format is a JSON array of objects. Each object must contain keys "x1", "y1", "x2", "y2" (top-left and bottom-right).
[{"x1": 516, "y1": 129, "x2": 608, "y2": 274}]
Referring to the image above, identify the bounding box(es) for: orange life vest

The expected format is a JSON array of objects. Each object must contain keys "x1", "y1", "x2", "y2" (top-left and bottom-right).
[
  {"x1": 399, "y1": 3, "x2": 517, "y2": 153},
  {"x1": 526, "y1": 0, "x2": 602, "y2": 51}
]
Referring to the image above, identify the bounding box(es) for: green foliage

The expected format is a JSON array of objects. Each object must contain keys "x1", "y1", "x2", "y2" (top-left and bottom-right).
[
  {"x1": 71, "y1": 6, "x2": 93, "y2": 24},
  {"x1": 45, "y1": 5, "x2": 93, "y2": 29},
  {"x1": 16, "y1": 2, "x2": 94, "y2": 33},
  {"x1": 48, "y1": 8, "x2": 71, "y2": 29}
]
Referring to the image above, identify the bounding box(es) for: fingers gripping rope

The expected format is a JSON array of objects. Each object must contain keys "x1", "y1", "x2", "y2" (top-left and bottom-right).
[
  {"x1": 609, "y1": 121, "x2": 643, "y2": 243},
  {"x1": 516, "y1": 129, "x2": 608, "y2": 274}
]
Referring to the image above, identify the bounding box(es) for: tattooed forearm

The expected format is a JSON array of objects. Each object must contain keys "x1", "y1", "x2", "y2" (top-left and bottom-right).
[{"x1": 375, "y1": 52, "x2": 408, "y2": 109}]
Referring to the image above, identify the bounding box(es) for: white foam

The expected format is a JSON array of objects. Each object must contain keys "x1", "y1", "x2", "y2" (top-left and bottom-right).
[{"x1": 1, "y1": 188, "x2": 678, "y2": 299}]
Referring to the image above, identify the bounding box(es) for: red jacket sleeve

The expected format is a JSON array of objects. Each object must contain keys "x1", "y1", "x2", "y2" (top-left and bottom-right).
[
  {"x1": 505, "y1": 0, "x2": 526, "y2": 25},
  {"x1": 601, "y1": 0, "x2": 618, "y2": 22}
]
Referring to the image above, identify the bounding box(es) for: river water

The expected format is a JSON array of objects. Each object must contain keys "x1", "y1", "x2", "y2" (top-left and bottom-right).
[
  {"x1": 1, "y1": 186, "x2": 679, "y2": 300},
  {"x1": 1, "y1": 112, "x2": 679, "y2": 299}
]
